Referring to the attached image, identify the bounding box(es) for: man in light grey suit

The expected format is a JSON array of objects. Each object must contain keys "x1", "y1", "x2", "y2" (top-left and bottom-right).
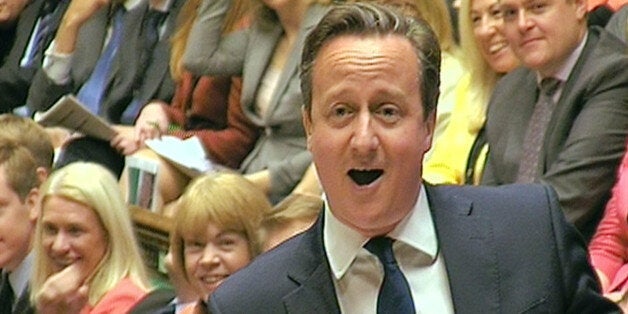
[
  {"x1": 481, "y1": 0, "x2": 628, "y2": 240},
  {"x1": 207, "y1": 3, "x2": 618, "y2": 313}
]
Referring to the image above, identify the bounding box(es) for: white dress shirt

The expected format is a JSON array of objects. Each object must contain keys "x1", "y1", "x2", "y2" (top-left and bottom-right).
[{"x1": 323, "y1": 185, "x2": 455, "y2": 314}]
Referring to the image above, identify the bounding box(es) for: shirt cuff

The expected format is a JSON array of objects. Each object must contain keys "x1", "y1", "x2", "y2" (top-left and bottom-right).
[{"x1": 42, "y1": 41, "x2": 74, "y2": 85}]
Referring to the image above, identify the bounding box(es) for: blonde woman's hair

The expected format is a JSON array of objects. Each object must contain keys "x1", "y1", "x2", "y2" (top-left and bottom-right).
[
  {"x1": 170, "y1": 0, "x2": 254, "y2": 81},
  {"x1": 458, "y1": 0, "x2": 505, "y2": 131},
  {"x1": 170, "y1": 171, "x2": 271, "y2": 282},
  {"x1": 31, "y1": 162, "x2": 149, "y2": 306}
]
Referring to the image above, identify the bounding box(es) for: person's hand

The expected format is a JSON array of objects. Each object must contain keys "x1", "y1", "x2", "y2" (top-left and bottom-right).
[
  {"x1": 110, "y1": 125, "x2": 141, "y2": 155},
  {"x1": 604, "y1": 291, "x2": 628, "y2": 311},
  {"x1": 134, "y1": 102, "x2": 170, "y2": 143},
  {"x1": 35, "y1": 263, "x2": 90, "y2": 314}
]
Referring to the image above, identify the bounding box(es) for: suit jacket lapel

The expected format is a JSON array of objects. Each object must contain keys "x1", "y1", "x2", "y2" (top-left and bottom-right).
[
  {"x1": 73, "y1": 6, "x2": 108, "y2": 82},
  {"x1": 266, "y1": 4, "x2": 327, "y2": 118},
  {"x1": 426, "y1": 185, "x2": 500, "y2": 313},
  {"x1": 283, "y1": 216, "x2": 341, "y2": 314},
  {"x1": 241, "y1": 23, "x2": 281, "y2": 123}
]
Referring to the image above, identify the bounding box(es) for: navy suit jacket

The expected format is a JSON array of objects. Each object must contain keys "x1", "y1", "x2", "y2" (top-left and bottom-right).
[
  {"x1": 208, "y1": 184, "x2": 618, "y2": 313},
  {"x1": 481, "y1": 26, "x2": 628, "y2": 240}
]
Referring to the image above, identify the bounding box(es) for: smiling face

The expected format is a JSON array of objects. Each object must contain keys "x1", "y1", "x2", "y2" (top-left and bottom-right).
[
  {"x1": 183, "y1": 222, "x2": 252, "y2": 299},
  {"x1": 303, "y1": 34, "x2": 434, "y2": 237},
  {"x1": 41, "y1": 196, "x2": 108, "y2": 279},
  {"x1": 471, "y1": 0, "x2": 519, "y2": 73},
  {"x1": 499, "y1": 0, "x2": 586, "y2": 76}
]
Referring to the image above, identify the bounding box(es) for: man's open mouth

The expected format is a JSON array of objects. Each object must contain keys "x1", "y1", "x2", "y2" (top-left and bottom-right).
[{"x1": 348, "y1": 169, "x2": 383, "y2": 186}]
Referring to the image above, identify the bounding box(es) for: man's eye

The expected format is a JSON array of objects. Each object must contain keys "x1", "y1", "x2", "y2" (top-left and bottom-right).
[
  {"x1": 333, "y1": 106, "x2": 349, "y2": 117},
  {"x1": 376, "y1": 105, "x2": 401, "y2": 123},
  {"x1": 530, "y1": 2, "x2": 547, "y2": 13}
]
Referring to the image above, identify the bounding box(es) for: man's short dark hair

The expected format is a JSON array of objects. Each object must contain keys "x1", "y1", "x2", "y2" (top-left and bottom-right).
[{"x1": 300, "y1": 2, "x2": 441, "y2": 119}]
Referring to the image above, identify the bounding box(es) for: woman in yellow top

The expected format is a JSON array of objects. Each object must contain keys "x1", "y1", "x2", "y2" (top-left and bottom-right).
[{"x1": 423, "y1": 0, "x2": 520, "y2": 185}]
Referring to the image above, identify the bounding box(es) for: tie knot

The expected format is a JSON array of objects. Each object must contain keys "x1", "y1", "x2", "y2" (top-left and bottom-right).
[
  {"x1": 365, "y1": 236, "x2": 396, "y2": 265},
  {"x1": 540, "y1": 77, "x2": 561, "y2": 97}
]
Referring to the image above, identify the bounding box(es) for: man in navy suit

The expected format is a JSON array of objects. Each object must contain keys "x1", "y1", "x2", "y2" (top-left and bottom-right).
[{"x1": 206, "y1": 3, "x2": 618, "y2": 313}]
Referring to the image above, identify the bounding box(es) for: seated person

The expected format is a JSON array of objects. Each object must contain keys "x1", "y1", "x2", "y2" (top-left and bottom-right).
[
  {"x1": 26, "y1": 0, "x2": 184, "y2": 177},
  {"x1": 130, "y1": 171, "x2": 271, "y2": 313},
  {"x1": 0, "y1": 138, "x2": 42, "y2": 313},
  {"x1": 589, "y1": 139, "x2": 628, "y2": 311},
  {"x1": 118, "y1": 0, "x2": 258, "y2": 214},
  {"x1": 423, "y1": 0, "x2": 520, "y2": 185},
  {"x1": 481, "y1": 0, "x2": 628, "y2": 240},
  {"x1": 0, "y1": 0, "x2": 68, "y2": 112},
  {"x1": 30, "y1": 162, "x2": 150, "y2": 313},
  {"x1": 183, "y1": 0, "x2": 334, "y2": 204}
]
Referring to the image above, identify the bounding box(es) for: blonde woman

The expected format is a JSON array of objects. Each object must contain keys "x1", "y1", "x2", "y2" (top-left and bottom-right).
[
  {"x1": 31, "y1": 162, "x2": 149, "y2": 313},
  {"x1": 132, "y1": 172, "x2": 271, "y2": 313},
  {"x1": 423, "y1": 0, "x2": 519, "y2": 184}
]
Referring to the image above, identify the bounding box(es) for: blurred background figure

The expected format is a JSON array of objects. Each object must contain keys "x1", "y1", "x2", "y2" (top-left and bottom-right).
[
  {"x1": 118, "y1": 0, "x2": 258, "y2": 216},
  {"x1": 589, "y1": 139, "x2": 628, "y2": 311},
  {"x1": 183, "y1": 0, "x2": 332, "y2": 204},
  {"x1": 0, "y1": 0, "x2": 69, "y2": 113},
  {"x1": 30, "y1": 162, "x2": 150, "y2": 313}
]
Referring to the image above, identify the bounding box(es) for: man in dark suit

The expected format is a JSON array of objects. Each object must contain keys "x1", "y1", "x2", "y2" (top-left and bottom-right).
[
  {"x1": 0, "y1": 0, "x2": 69, "y2": 113},
  {"x1": 206, "y1": 3, "x2": 618, "y2": 313},
  {"x1": 0, "y1": 115, "x2": 54, "y2": 314},
  {"x1": 25, "y1": 0, "x2": 182, "y2": 177},
  {"x1": 481, "y1": 0, "x2": 628, "y2": 240}
]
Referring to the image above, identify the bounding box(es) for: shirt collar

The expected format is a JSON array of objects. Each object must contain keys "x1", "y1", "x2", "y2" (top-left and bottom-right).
[
  {"x1": 9, "y1": 251, "x2": 33, "y2": 297},
  {"x1": 537, "y1": 31, "x2": 588, "y2": 83},
  {"x1": 324, "y1": 185, "x2": 438, "y2": 280}
]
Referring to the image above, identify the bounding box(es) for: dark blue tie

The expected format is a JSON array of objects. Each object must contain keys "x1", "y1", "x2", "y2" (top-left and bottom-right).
[
  {"x1": 119, "y1": 9, "x2": 167, "y2": 124},
  {"x1": 0, "y1": 272, "x2": 14, "y2": 313},
  {"x1": 76, "y1": 7, "x2": 126, "y2": 115},
  {"x1": 365, "y1": 237, "x2": 415, "y2": 314}
]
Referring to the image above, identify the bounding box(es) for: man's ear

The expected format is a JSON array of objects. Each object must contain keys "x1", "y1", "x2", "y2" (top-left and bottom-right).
[
  {"x1": 26, "y1": 188, "x2": 40, "y2": 224},
  {"x1": 573, "y1": 0, "x2": 587, "y2": 20},
  {"x1": 302, "y1": 106, "x2": 313, "y2": 151},
  {"x1": 423, "y1": 110, "x2": 436, "y2": 152}
]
